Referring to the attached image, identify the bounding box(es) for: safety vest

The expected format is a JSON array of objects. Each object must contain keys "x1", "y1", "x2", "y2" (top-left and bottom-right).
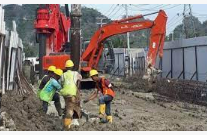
[
  {"x1": 39, "y1": 79, "x2": 55, "y2": 103},
  {"x1": 96, "y1": 78, "x2": 115, "y2": 97},
  {"x1": 60, "y1": 70, "x2": 77, "y2": 96},
  {"x1": 37, "y1": 75, "x2": 48, "y2": 98}
]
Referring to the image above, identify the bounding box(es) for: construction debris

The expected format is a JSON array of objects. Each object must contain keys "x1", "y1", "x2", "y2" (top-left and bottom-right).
[
  {"x1": 0, "y1": 112, "x2": 16, "y2": 131},
  {"x1": 123, "y1": 77, "x2": 207, "y2": 106},
  {"x1": 0, "y1": 20, "x2": 33, "y2": 95}
]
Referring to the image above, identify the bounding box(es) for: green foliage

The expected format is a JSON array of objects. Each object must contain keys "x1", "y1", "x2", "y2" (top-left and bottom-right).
[
  {"x1": 168, "y1": 16, "x2": 207, "y2": 40},
  {"x1": 81, "y1": 7, "x2": 110, "y2": 39},
  {"x1": 23, "y1": 44, "x2": 38, "y2": 57},
  {"x1": 3, "y1": 4, "x2": 39, "y2": 57}
]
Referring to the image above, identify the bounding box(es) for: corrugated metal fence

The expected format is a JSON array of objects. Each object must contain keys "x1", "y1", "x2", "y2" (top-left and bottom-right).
[
  {"x1": 111, "y1": 36, "x2": 207, "y2": 82},
  {"x1": 156, "y1": 36, "x2": 207, "y2": 82}
]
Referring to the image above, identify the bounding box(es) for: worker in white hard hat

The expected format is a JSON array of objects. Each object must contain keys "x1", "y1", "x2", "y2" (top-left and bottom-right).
[
  {"x1": 83, "y1": 69, "x2": 115, "y2": 123},
  {"x1": 38, "y1": 66, "x2": 63, "y2": 117},
  {"x1": 60, "y1": 60, "x2": 82, "y2": 130}
]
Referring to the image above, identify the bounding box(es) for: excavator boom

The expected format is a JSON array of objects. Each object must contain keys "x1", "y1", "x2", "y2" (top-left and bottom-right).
[{"x1": 81, "y1": 10, "x2": 167, "y2": 72}]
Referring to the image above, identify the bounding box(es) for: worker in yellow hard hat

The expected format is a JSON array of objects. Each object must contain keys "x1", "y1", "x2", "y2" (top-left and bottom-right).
[
  {"x1": 83, "y1": 69, "x2": 115, "y2": 123},
  {"x1": 60, "y1": 60, "x2": 82, "y2": 130},
  {"x1": 38, "y1": 66, "x2": 63, "y2": 117}
]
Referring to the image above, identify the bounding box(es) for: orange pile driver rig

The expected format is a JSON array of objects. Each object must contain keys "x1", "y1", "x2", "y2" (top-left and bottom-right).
[
  {"x1": 34, "y1": 4, "x2": 71, "y2": 78},
  {"x1": 34, "y1": 4, "x2": 167, "y2": 81}
]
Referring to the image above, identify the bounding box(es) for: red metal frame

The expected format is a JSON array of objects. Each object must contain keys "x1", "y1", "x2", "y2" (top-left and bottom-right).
[
  {"x1": 34, "y1": 4, "x2": 71, "y2": 70},
  {"x1": 81, "y1": 10, "x2": 167, "y2": 71}
]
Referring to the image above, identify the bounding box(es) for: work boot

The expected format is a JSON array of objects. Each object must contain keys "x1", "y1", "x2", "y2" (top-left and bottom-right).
[
  {"x1": 71, "y1": 119, "x2": 79, "y2": 126},
  {"x1": 99, "y1": 104, "x2": 106, "y2": 115},
  {"x1": 63, "y1": 118, "x2": 72, "y2": 131},
  {"x1": 99, "y1": 104, "x2": 107, "y2": 123},
  {"x1": 107, "y1": 116, "x2": 113, "y2": 123}
]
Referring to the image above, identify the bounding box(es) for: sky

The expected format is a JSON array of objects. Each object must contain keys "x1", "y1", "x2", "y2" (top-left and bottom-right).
[{"x1": 82, "y1": 4, "x2": 207, "y2": 35}]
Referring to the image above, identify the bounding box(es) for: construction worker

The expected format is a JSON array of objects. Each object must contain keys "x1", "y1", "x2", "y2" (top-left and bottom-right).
[
  {"x1": 38, "y1": 67, "x2": 63, "y2": 117},
  {"x1": 83, "y1": 69, "x2": 115, "y2": 123},
  {"x1": 38, "y1": 66, "x2": 56, "y2": 90},
  {"x1": 60, "y1": 60, "x2": 82, "y2": 130}
]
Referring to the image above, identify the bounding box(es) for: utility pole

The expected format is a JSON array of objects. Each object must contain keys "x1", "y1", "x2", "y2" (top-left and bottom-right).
[
  {"x1": 124, "y1": 4, "x2": 131, "y2": 76},
  {"x1": 96, "y1": 17, "x2": 107, "y2": 28},
  {"x1": 182, "y1": 4, "x2": 196, "y2": 39},
  {"x1": 71, "y1": 4, "x2": 82, "y2": 71},
  {"x1": 125, "y1": 4, "x2": 130, "y2": 52}
]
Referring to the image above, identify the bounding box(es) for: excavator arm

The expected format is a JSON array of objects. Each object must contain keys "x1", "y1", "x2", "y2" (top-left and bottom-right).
[{"x1": 81, "y1": 10, "x2": 167, "y2": 72}]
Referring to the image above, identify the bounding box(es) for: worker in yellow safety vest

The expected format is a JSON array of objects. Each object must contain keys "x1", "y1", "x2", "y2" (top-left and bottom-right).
[
  {"x1": 83, "y1": 69, "x2": 115, "y2": 123},
  {"x1": 60, "y1": 60, "x2": 82, "y2": 130}
]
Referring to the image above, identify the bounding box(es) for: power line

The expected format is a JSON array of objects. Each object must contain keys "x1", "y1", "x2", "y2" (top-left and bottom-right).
[
  {"x1": 115, "y1": 11, "x2": 126, "y2": 20},
  {"x1": 192, "y1": 12, "x2": 207, "y2": 16},
  {"x1": 103, "y1": 4, "x2": 115, "y2": 16},
  {"x1": 130, "y1": 4, "x2": 172, "y2": 11},
  {"x1": 167, "y1": 15, "x2": 182, "y2": 26},
  {"x1": 166, "y1": 17, "x2": 183, "y2": 34},
  {"x1": 129, "y1": 4, "x2": 164, "y2": 11},
  {"x1": 167, "y1": 14, "x2": 179, "y2": 24},
  {"x1": 109, "y1": 5, "x2": 124, "y2": 19},
  {"x1": 106, "y1": 4, "x2": 119, "y2": 17},
  {"x1": 167, "y1": 8, "x2": 190, "y2": 26},
  {"x1": 112, "y1": 7, "x2": 125, "y2": 19},
  {"x1": 163, "y1": 4, "x2": 182, "y2": 10},
  {"x1": 167, "y1": 18, "x2": 183, "y2": 32}
]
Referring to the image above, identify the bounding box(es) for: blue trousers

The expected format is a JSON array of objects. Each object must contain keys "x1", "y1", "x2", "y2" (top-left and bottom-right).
[{"x1": 99, "y1": 95, "x2": 113, "y2": 116}]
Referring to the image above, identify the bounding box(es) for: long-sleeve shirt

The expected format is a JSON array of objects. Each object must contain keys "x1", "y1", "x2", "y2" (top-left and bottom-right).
[{"x1": 45, "y1": 78, "x2": 62, "y2": 92}]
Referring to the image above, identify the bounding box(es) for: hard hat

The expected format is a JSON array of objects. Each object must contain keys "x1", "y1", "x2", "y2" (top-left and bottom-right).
[
  {"x1": 65, "y1": 60, "x2": 74, "y2": 68},
  {"x1": 90, "y1": 69, "x2": 98, "y2": 77},
  {"x1": 48, "y1": 66, "x2": 56, "y2": 72},
  {"x1": 54, "y1": 69, "x2": 63, "y2": 76}
]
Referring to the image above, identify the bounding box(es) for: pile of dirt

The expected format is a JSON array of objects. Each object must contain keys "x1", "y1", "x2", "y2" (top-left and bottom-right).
[
  {"x1": 1, "y1": 91, "x2": 62, "y2": 131},
  {"x1": 122, "y1": 77, "x2": 207, "y2": 106},
  {"x1": 154, "y1": 78, "x2": 207, "y2": 105}
]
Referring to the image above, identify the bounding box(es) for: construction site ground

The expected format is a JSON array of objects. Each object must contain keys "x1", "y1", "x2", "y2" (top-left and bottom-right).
[{"x1": 0, "y1": 77, "x2": 207, "y2": 131}]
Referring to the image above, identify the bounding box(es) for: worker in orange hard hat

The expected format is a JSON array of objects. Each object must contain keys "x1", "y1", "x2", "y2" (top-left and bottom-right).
[
  {"x1": 60, "y1": 60, "x2": 82, "y2": 130},
  {"x1": 38, "y1": 66, "x2": 63, "y2": 117},
  {"x1": 83, "y1": 69, "x2": 115, "y2": 123}
]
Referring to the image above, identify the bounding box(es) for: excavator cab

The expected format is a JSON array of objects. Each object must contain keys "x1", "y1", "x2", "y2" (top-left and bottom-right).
[
  {"x1": 81, "y1": 39, "x2": 115, "y2": 77},
  {"x1": 101, "y1": 40, "x2": 115, "y2": 74}
]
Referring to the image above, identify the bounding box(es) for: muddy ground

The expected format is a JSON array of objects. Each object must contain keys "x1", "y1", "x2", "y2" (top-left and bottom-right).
[
  {"x1": 1, "y1": 91, "x2": 62, "y2": 131},
  {"x1": 0, "y1": 78, "x2": 207, "y2": 131}
]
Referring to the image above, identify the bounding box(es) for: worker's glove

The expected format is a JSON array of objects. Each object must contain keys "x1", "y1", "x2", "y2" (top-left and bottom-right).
[{"x1": 83, "y1": 99, "x2": 89, "y2": 104}]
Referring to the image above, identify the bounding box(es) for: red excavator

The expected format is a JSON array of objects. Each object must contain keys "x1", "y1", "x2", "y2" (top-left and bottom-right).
[
  {"x1": 81, "y1": 10, "x2": 167, "y2": 75},
  {"x1": 34, "y1": 4, "x2": 167, "y2": 80}
]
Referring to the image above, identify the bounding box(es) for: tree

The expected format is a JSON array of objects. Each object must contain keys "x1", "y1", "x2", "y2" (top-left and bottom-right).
[{"x1": 170, "y1": 16, "x2": 207, "y2": 40}]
